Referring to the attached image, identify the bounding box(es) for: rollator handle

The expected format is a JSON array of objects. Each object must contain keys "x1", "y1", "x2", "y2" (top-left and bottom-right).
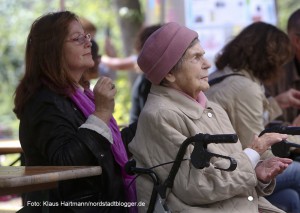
[
  {"x1": 191, "y1": 134, "x2": 238, "y2": 171},
  {"x1": 259, "y1": 126, "x2": 300, "y2": 137},
  {"x1": 125, "y1": 133, "x2": 239, "y2": 213},
  {"x1": 260, "y1": 126, "x2": 300, "y2": 157},
  {"x1": 192, "y1": 133, "x2": 238, "y2": 144},
  {"x1": 161, "y1": 133, "x2": 238, "y2": 198}
]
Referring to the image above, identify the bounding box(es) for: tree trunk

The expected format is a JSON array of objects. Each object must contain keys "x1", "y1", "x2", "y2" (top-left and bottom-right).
[
  {"x1": 112, "y1": 0, "x2": 143, "y2": 83},
  {"x1": 112, "y1": 0, "x2": 143, "y2": 56}
]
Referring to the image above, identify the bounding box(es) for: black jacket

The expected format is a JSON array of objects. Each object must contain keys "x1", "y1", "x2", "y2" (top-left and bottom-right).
[
  {"x1": 18, "y1": 87, "x2": 136, "y2": 213},
  {"x1": 129, "y1": 74, "x2": 151, "y2": 124}
]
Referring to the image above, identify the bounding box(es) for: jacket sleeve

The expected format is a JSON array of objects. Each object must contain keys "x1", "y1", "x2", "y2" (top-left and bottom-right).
[
  {"x1": 140, "y1": 109, "x2": 259, "y2": 205},
  {"x1": 24, "y1": 95, "x2": 112, "y2": 166},
  {"x1": 233, "y1": 82, "x2": 281, "y2": 162},
  {"x1": 234, "y1": 83, "x2": 266, "y2": 148},
  {"x1": 266, "y1": 96, "x2": 282, "y2": 123}
]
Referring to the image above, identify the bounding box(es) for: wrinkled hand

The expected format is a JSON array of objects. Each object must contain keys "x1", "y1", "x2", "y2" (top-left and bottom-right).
[
  {"x1": 275, "y1": 88, "x2": 300, "y2": 109},
  {"x1": 93, "y1": 77, "x2": 116, "y2": 124},
  {"x1": 250, "y1": 133, "x2": 288, "y2": 155},
  {"x1": 255, "y1": 157, "x2": 292, "y2": 183}
]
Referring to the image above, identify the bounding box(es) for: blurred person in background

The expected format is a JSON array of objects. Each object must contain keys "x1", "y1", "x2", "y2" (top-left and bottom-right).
[
  {"x1": 206, "y1": 21, "x2": 300, "y2": 213},
  {"x1": 100, "y1": 24, "x2": 162, "y2": 124},
  {"x1": 266, "y1": 9, "x2": 300, "y2": 127},
  {"x1": 79, "y1": 17, "x2": 97, "y2": 38},
  {"x1": 81, "y1": 39, "x2": 101, "y2": 88}
]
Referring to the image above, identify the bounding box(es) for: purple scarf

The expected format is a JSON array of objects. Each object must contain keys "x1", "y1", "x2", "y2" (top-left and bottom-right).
[{"x1": 70, "y1": 88, "x2": 137, "y2": 211}]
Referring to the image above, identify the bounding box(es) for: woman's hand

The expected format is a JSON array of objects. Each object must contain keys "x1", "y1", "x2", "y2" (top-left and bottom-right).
[
  {"x1": 275, "y1": 88, "x2": 300, "y2": 109},
  {"x1": 93, "y1": 77, "x2": 116, "y2": 124},
  {"x1": 292, "y1": 115, "x2": 300, "y2": 126},
  {"x1": 250, "y1": 133, "x2": 288, "y2": 155},
  {"x1": 255, "y1": 157, "x2": 292, "y2": 183}
]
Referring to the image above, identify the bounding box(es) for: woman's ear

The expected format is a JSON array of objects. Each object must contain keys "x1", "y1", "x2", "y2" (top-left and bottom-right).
[
  {"x1": 295, "y1": 36, "x2": 300, "y2": 52},
  {"x1": 165, "y1": 72, "x2": 176, "y2": 83},
  {"x1": 290, "y1": 33, "x2": 300, "y2": 51}
]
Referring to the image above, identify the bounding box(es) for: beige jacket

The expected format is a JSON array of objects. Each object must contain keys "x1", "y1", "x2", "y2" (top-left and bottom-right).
[
  {"x1": 266, "y1": 59, "x2": 300, "y2": 124},
  {"x1": 129, "y1": 85, "x2": 283, "y2": 213},
  {"x1": 206, "y1": 67, "x2": 284, "y2": 159}
]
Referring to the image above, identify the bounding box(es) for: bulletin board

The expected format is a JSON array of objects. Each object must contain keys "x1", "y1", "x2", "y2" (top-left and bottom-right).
[{"x1": 146, "y1": 0, "x2": 277, "y2": 71}]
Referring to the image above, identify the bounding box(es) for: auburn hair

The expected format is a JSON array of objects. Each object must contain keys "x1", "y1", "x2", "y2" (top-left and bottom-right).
[
  {"x1": 14, "y1": 11, "x2": 79, "y2": 118},
  {"x1": 215, "y1": 22, "x2": 292, "y2": 84}
]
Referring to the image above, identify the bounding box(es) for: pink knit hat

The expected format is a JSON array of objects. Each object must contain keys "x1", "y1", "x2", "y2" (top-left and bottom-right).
[{"x1": 137, "y1": 22, "x2": 198, "y2": 85}]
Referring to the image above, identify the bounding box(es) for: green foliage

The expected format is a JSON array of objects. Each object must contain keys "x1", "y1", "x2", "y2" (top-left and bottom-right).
[
  {"x1": 114, "y1": 73, "x2": 131, "y2": 126},
  {"x1": 0, "y1": 0, "x2": 61, "y2": 138},
  {"x1": 277, "y1": 0, "x2": 300, "y2": 31},
  {"x1": 0, "y1": 0, "x2": 131, "y2": 138},
  {"x1": 1, "y1": 0, "x2": 299, "y2": 138}
]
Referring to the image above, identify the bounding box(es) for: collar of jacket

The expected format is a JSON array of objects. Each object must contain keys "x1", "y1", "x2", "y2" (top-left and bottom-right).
[
  {"x1": 212, "y1": 66, "x2": 264, "y2": 90},
  {"x1": 220, "y1": 66, "x2": 261, "y2": 85},
  {"x1": 150, "y1": 84, "x2": 214, "y2": 119},
  {"x1": 238, "y1": 68, "x2": 261, "y2": 85}
]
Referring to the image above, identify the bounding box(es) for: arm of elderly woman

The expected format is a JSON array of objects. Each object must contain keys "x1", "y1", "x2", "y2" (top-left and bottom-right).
[
  {"x1": 242, "y1": 131, "x2": 292, "y2": 183},
  {"x1": 130, "y1": 107, "x2": 291, "y2": 205},
  {"x1": 255, "y1": 157, "x2": 292, "y2": 183},
  {"x1": 248, "y1": 133, "x2": 292, "y2": 182}
]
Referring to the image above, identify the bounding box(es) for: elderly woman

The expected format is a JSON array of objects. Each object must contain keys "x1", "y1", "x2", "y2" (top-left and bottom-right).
[
  {"x1": 129, "y1": 22, "x2": 292, "y2": 213},
  {"x1": 14, "y1": 11, "x2": 136, "y2": 213},
  {"x1": 206, "y1": 22, "x2": 300, "y2": 213}
]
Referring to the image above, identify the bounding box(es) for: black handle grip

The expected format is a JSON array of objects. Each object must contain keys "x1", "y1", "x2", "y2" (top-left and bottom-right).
[
  {"x1": 193, "y1": 133, "x2": 238, "y2": 144},
  {"x1": 271, "y1": 140, "x2": 300, "y2": 157},
  {"x1": 162, "y1": 133, "x2": 238, "y2": 199},
  {"x1": 259, "y1": 126, "x2": 300, "y2": 136}
]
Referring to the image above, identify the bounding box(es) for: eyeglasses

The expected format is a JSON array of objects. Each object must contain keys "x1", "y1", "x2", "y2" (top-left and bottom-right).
[{"x1": 66, "y1": 33, "x2": 91, "y2": 45}]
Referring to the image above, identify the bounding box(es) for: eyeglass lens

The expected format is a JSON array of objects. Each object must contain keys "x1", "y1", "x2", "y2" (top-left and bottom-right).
[{"x1": 76, "y1": 34, "x2": 91, "y2": 44}]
